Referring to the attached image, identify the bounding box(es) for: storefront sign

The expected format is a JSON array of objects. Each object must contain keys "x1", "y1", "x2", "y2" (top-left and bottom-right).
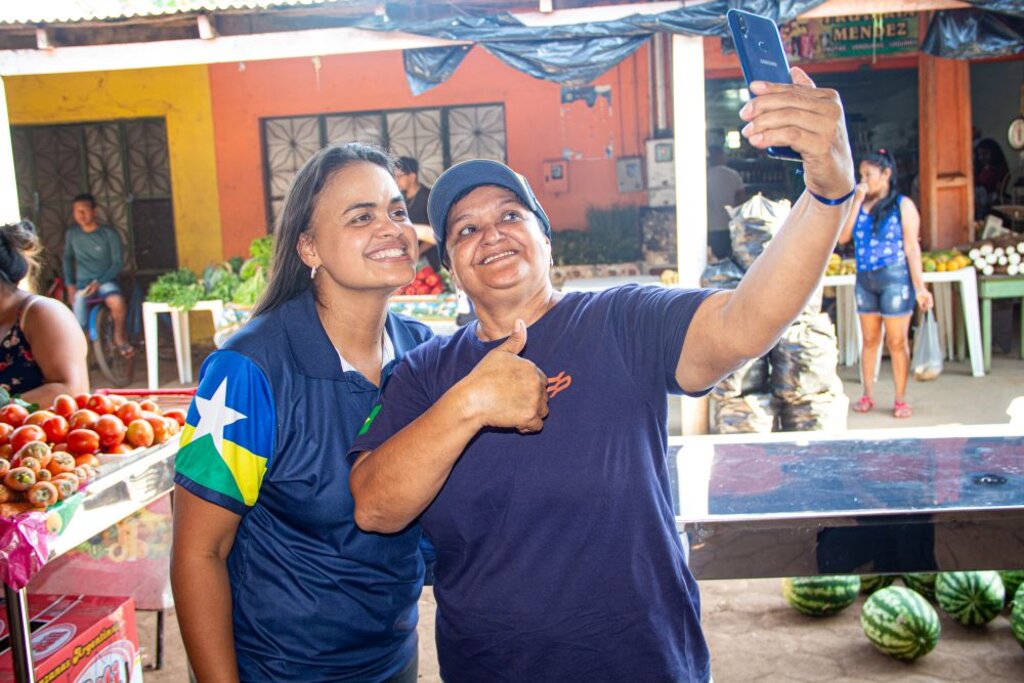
[{"x1": 779, "y1": 13, "x2": 919, "y2": 63}]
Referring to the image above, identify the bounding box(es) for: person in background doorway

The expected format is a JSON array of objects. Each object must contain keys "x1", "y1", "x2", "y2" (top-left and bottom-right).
[
  {"x1": 706, "y1": 144, "x2": 747, "y2": 260},
  {"x1": 839, "y1": 149, "x2": 933, "y2": 419},
  {"x1": 974, "y1": 137, "x2": 1010, "y2": 217},
  {"x1": 396, "y1": 157, "x2": 441, "y2": 271},
  {"x1": 62, "y1": 193, "x2": 133, "y2": 356},
  {"x1": 0, "y1": 221, "x2": 88, "y2": 406}
]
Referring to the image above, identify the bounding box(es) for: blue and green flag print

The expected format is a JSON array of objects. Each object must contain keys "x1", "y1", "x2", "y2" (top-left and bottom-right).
[{"x1": 175, "y1": 351, "x2": 275, "y2": 515}]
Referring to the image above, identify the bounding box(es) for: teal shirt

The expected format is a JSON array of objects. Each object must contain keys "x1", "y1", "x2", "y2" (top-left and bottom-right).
[{"x1": 62, "y1": 225, "x2": 124, "y2": 287}]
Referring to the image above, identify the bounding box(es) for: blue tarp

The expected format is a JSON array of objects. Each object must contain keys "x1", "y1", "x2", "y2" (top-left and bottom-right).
[{"x1": 356, "y1": 1, "x2": 829, "y2": 94}]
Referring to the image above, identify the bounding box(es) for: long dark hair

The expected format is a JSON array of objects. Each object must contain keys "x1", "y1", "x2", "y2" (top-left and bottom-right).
[
  {"x1": 861, "y1": 148, "x2": 899, "y2": 227},
  {"x1": 0, "y1": 221, "x2": 40, "y2": 287},
  {"x1": 251, "y1": 143, "x2": 396, "y2": 317}
]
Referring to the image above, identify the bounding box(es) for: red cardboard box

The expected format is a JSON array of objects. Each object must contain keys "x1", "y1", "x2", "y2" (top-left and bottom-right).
[{"x1": 0, "y1": 594, "x2": 142, "y2": 683}]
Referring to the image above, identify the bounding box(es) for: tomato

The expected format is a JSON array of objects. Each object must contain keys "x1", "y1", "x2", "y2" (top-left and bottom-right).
[
  {"x1": 68, "y1": 409, "x2": 100, "y2": 431},
  {"x1": 0, "y1": 444, "x2": 11, "y2": 460},
  {"x1": 86, "y1": 394, "x2": 115, "y2": 416},
  {"x1": 66, "y1": 429, "x2": 100, "y2": 456},
  {"x1": 36, "y1": 468, "x2": 51, "y2": 481},
  {"x1": 27, "y1": 481, "x2": 58, "y2": 508},
  {"x1": 52, "y1": 477, "x2": 76, "y2": 500},
  {"x1": 163, "y1": 417, "x2": 180, "y2": 437},
  {"x1": 126, "y1": 419, "x2": 154, "y2": 448},
  {"x1": 95, "y1": 415, "x2": 127, "y2": 449},
  {"x1": 162, "y1": 409, "x2": 187, "y2": 427},
  {"x1": 145, "y1": 415, "x2": 170, "y2": 445},
  {"x1": 0, "y1": 404, "x2": 29, "y2": 428},
  {"x1": 74, "y1": 453, "x2": 101, "y2": 467},
  {"x1": 9, "y1": 425, "x2": 46, "y2": 453},
  {"x1": 40, "y1": 414, "x2": 69, "y2": 444},
  {"x1": 0, "y1": 423, "x2": 13, "y2": 446},
  {"x1": 13, "y1": 441, "x2": 50, "y2": 465},
  {"x1": 17, "y1": 456, "x2": 41, "y2": 474},
  {"x1": 105, "y1": 443, "x2": 133, "y2": 456},
  {"x1": 52, "y1": 442, "x2": 68, "y2": 453},
  {"x1": 108, "y1": 395, "x2": 128, "y2": 408},
  {"x1": 25, "y1": 410, "x2": 56, "y2": 428},
  {"x1": 73, "y1": 466, "x2": 91, "y2": 484},
  {"x1": 139, "y1": 400, "x2": 159, "y2": 413},
  {"x1": 4, "y1": 467, "x2": 35, "y2": 491},
  {"x1": 116, "y1": 401, "x2": 143, "y2": 425},
  {"x1": 46, "y1": 452, "x2": 76, "y2": 475},
  {"x1": 51, "y1": 394, "x2": 77, "y2": 419},
  {"x1": 0, "y1": 458, "x2": 10, "y2": 478}
]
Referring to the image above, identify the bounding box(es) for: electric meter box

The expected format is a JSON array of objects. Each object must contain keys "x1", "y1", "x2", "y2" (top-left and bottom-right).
[{"x1": 645, "y1": 139, "x2": 675, "y2": 207}]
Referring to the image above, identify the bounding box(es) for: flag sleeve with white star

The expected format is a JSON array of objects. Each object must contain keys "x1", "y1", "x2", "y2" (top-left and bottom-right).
[{"x1": 174, "y1": 350, "x2": 275, "y2": 516}]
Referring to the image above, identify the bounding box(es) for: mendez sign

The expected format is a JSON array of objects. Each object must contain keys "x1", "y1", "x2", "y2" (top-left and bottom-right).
[{"x1": 779, "y1": 13, "x2": 919, "y2": 62}]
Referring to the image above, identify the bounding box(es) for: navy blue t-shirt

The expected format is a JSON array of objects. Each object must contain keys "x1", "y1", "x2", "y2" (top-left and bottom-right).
[{"x1": 353, "y1": 285, "x2": 715, "y2": 682}]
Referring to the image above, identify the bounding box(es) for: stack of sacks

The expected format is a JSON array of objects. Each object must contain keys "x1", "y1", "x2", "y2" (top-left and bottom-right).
[{"x1": 702, "y1": 193, "x2": 846, "y2": 433}]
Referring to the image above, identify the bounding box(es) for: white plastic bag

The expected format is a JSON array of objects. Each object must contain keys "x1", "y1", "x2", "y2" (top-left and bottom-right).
[{"x1": 911, "y1": 310, "x2": 943, "y2": 381}]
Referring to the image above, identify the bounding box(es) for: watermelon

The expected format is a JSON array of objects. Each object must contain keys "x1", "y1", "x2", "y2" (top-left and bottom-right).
[
  {"x1": 935, "y1": 571, "x2": 1004, "y2": 626},
  {"x1": 1012, "y1": 584, "x2": 1024, "y2": 649},
  {"x1": 782, "y1": 575, "x2": 860, "y2": 616},
  {"x1": 902, "y1": 573, "x2": 937, "y2": 601},
  {"x1": 1000, "y1": 571, "x2": 1024, "y2": 605},
  {"x1": 860, "y1": 575, "x2": 896, "y2": 594},
  {"x1": 861, "y1": 586, "x2": 940, "y2": 661}
]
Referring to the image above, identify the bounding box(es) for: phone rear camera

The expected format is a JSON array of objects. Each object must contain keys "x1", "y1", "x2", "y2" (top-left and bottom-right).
[{"x1": 737, "y1": 16, "x2": 747, "y2": 32}]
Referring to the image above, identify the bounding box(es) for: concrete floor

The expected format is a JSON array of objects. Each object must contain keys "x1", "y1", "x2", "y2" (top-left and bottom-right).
[{"x1": 121, "y1": 349, "x2": 1024, "y2": 681}]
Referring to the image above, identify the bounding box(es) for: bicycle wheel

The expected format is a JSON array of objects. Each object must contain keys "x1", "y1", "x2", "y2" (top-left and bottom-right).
[{"x1": 93, "y1": 305, "x2": 134, "y2": 387}]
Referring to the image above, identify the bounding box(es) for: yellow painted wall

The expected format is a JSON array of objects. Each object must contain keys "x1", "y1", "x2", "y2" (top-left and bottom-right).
[{"x1": 4, "y1": 65, "x2": 222, "y2": 270}]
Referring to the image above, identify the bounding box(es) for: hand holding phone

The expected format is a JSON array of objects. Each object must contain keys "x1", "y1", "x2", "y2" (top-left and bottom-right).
[{"x1": 726, "y1": 9, "x2": 855, "y2": 200}]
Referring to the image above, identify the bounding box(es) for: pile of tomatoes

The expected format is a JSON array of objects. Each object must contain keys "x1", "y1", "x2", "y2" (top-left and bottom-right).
[
  {"x1": 395, "y1": 265, "x2": 446, "y2": 296},
  {"x1": 0, "y1": 393, "x2": 185, "y2": 516}
]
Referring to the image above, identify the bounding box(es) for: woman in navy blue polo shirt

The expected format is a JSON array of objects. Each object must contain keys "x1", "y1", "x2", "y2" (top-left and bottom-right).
[{"x1": 171, "y1": 143, "x2": 432, "y2": 682}]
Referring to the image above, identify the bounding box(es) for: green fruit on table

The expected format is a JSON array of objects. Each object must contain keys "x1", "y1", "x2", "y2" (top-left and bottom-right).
[
  {"x1": 860, "y1": 575, "x2": 896, "y2": 594},
  {"x1": 902, "y1": 573, "x2": 937, "y2": 602},
  {"x1": 1011, "y1": 584, "x2": 1024, "y2": 649}
]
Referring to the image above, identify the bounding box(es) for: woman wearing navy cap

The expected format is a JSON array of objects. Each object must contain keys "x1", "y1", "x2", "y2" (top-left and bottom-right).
[
  {"x1": 838, "y1": 148, "x2": 933, "y2": 418},
  {"x1": 350, "y1": 69, "x2": 858, "y2": 682},
  {"x1": 171, "y1": 143, "x2": 432, "y2": 682}
]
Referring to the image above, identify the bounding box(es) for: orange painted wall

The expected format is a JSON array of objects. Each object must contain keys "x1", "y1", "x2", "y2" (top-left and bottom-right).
[{"x1": 209, "y1": 46, "x2": 654, "y2": 258}]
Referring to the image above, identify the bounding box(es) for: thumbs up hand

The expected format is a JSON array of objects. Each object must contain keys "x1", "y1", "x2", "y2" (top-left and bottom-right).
[{"x1": 458, "y1": 320, "x2": 549, "y2": 434}]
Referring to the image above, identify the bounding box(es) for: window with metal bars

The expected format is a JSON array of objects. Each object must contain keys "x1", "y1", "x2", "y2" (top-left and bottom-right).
[{"x1": 261, "y1": 103, "x2": 506, "y2": 228}]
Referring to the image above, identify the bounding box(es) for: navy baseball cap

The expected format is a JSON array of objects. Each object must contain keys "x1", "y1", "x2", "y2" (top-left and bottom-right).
[{"x1": 427, "y1": 159, "x2": 551, "y2": 264}]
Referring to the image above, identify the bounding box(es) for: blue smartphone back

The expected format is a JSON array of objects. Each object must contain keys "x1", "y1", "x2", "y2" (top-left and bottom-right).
[{"x1": 726, "y1": 9, "x2": 801, "y2": 161}]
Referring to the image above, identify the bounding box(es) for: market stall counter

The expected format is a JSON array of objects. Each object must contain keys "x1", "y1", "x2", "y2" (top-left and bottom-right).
[
  {"x1": 671, "y1": 425, "x2": 1024, "y2": 581},
  {"x1": 1, "y1": 436, "x2": 178, "y2": 683}
]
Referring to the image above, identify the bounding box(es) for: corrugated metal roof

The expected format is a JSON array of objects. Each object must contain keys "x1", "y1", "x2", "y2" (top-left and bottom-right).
[{"x1": 0, "y1": 0, "x2": 356, "y2": 25}]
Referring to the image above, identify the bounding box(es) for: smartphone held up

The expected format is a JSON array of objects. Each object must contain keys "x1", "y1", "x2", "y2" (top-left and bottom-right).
[{"x1": 726, "y1": 9, "x2": 801, "y2": 162}]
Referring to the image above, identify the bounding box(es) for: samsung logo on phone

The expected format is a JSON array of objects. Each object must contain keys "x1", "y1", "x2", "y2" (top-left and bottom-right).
[{"x1": 759, "y1": 58, "x2": 779, "y2": 67}]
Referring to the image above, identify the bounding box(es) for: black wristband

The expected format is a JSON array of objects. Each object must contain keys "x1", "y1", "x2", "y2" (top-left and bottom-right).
[{"x1": 808, "y1": 187, "x2": 856, "y2": 206}]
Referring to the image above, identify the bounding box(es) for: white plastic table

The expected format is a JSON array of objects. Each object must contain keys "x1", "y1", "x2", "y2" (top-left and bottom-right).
[
  {"x1": 142, "y1": 300, "x2": 224, "y2": 389},
  {"x1": 823, "y1": 267, "x2": 984, "y2": 377}
]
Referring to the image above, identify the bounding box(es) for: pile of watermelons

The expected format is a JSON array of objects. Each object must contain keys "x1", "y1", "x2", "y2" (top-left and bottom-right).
[{"x1": 781, "y1": 570, "x2": 1024, "y2": 661}]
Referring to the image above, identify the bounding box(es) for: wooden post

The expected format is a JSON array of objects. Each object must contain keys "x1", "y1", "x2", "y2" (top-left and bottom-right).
[{"x1": 918, "y1": 53, "x2": 974, "y2": 249}]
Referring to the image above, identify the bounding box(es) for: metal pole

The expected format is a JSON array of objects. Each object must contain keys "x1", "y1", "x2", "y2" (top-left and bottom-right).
[{"x1": 4, "y1": 584, "x2": 36, "y2": 683}]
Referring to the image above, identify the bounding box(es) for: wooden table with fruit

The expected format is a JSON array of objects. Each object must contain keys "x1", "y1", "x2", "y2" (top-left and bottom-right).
[{"x1": 0, "y1": 391, "x2": 184, "y2": 683}]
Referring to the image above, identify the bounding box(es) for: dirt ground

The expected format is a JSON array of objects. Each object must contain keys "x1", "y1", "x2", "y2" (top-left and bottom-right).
[{"x1": 115, "y1": 346, "x2": 1024, "y2": 681}]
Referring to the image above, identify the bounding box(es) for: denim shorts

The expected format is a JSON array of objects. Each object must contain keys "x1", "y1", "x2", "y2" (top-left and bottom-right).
[{"x1": 855, "y1": 262, "x2": 914, "y2": 317}]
